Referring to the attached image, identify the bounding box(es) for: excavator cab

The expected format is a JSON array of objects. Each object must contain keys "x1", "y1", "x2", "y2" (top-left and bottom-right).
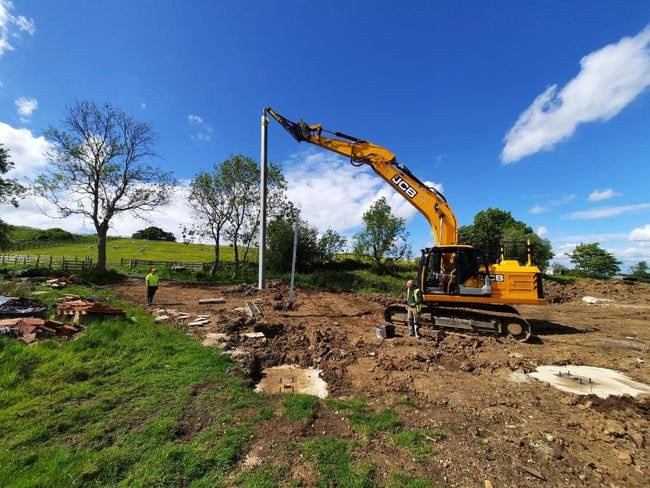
[{"x1": 420, "y1": 245, "x2": 491, "y2": 297}]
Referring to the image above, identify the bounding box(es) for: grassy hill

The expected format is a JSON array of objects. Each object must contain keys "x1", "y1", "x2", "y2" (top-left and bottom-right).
[{"x1": 2, "y1": 226, "x2": 415, "y2": 296}]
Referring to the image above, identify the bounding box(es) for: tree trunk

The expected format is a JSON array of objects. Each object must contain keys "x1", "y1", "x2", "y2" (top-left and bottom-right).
[
  {"x1": 232, "y1": 241, "x2": 240, "y2": 279},
  {"x1": 210, "y1": 230, "x2": 220, "y2": 276},
  {"x1": 95, "y1": 223, "x2": 109, "y2": 273}
]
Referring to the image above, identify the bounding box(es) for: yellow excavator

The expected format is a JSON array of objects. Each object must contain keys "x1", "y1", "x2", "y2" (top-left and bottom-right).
[{"x1": 266, "y1": 108, "x2": 545, "y2": 341}]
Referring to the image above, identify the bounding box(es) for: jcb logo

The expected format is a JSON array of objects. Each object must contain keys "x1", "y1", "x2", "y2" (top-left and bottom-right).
[{"x1": 391, "y1": 175, "x2": 418, "y2": 199}]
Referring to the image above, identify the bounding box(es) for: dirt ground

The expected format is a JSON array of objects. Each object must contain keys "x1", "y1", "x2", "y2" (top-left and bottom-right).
[{"x1": 111, "y1": 278, "x2": 650, "y2": 488}]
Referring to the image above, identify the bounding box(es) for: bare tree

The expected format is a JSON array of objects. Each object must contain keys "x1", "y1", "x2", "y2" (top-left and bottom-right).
[{"x1": 36, "y1": 101, "x2": 175, "y2": 272}]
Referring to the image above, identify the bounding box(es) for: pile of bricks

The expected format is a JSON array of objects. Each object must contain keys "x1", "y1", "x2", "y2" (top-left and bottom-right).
[
  {"x1": 0, "y1": 317, "x2": 83, "y2": 344},
  {"x1": 55, "y1": 297, "x2": 126, "y2": 324}
]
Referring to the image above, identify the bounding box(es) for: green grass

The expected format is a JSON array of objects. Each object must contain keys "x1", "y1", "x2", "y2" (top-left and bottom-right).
[
  {"x1": 300, "y1": 436, "x2": 377, "y2": 488},
  {"x1": 325, "y1": 397, "x2": 401, "y2": 437},
  {"x1": 2, "y1": 232, "x2": 418, "y2": 295},
  {"x1": 390, "y1": 428, "x2": 446, "y2": 462},
  {"x1": 0, "y1": 286, "x2": 258, "y2": 488},
  {"x1": 281, "y1": 393, "x2": 319, "y2": 423},
  {"x1": 6, "y1": 236, "x2": 230, "y2": 263},
  {"x1": 0, "y1": 281, "x2": 449, "y2": 487}
]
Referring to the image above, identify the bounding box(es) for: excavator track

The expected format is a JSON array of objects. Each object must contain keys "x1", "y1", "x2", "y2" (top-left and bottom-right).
[{"x1": 384, "y1": 302, "x2": 532, "y2": 341}]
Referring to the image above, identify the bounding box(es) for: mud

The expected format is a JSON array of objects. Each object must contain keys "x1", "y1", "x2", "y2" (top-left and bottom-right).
[{"x1": 111, "y1": 278, "x2": 650, "y2": 487}]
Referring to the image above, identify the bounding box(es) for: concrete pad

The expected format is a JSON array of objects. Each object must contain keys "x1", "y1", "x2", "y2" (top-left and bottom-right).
[
  {"x1": 255, "y1": 364, "x2": 328, "y2": 398},
  {"x1": 529, "y1": 365, "x2": 650, "y2": 398}
]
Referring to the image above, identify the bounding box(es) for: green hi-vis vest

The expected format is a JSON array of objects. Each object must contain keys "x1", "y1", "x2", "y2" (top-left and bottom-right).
[
  {"x1": 146, "y1": 274, "x2": 159, "y2": 286},
  {"x1": 407, "y1": 287, "x2": 423, "y2": 312}
]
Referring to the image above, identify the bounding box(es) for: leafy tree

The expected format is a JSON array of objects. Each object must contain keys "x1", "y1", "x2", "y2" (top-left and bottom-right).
[
  {"x1": 457, "y1": 207, "x2": 553, "y2": 270},
  {"x1": 186, "y1": 154, "x2": 289, "y2": 277},
  {"x1": 353, "y1": 197, "x2": 409, "y2": 274},
  {"x1": 221, "y1": 155, "x2": 289, "y2": 278},
  {"x1": 35, "y1": 101, "x2": 176, "y2": 273},
  {"x1": 548, "y1": 261, "x2": 569, "y2": 276},
  {"x1": 36, "y1": 228, "x2": 75, "y2": 241},
  {"x1": 567, "y1": 243, "x2": 621, "y2": 278},
  {"x1": 185, "y1": 167, "x2": 232, "y2": 275},
  {"x1": 501, "y1": 227, "x2": 554, "y2": 271},
  {"x1": 319, "y1": 228, "x2": 347, "y2": 262},
  {"x1": 0, "y1": 144, "x2": 26, "y2": 250},
  {"x1": 266, "y1": 215, "x2": 322, "y2": 273},
  {"x1": 132, "y1": 226, "x2": 176, "y2": 241},
  {"x1": 630, "y1": 261, "x2": 650, "y2": 278}
]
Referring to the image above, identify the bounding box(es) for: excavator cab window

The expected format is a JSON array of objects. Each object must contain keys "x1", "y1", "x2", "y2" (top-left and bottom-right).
[
  {"x1": 422, "y1": 247, "x2": 490, "y2": 295},
  {"x1": 422, "y1": 248, "x2": 458, "y2": 294}
]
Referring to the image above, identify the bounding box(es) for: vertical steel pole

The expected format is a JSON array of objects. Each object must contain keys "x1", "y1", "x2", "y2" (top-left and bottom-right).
[
  {"x1": 258, "y1": 111, "x2": 269, "y2": 289},
  {"x1": 289, "y1": 209, "x2": 300, "y2": 303}
]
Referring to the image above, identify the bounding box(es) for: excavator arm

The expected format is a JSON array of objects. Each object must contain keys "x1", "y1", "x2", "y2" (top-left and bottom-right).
[{"x1": 266, "y1": 108, "x2": 458, "y2": 246}]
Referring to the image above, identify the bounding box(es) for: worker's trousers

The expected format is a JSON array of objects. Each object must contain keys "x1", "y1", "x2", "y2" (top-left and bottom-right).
[{"x1": 406, "y1": 305, "x2": 421, "y2": 338}]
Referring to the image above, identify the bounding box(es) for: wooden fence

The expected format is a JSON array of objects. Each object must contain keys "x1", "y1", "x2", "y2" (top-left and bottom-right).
[
  {"x1": 0, "y1": 254, "x2": 208, "y2": 272},
  {"x1": 0, "y1": 254, "x2": 93, "y2": 271},
  {"x1": 123, "y1": 258, "x2": 208, "y2": 272}
]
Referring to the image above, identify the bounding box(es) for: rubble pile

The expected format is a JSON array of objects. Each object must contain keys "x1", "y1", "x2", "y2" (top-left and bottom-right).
[
  {"x1": 0, "y1": 296, "x2": 49, "y2": 317},
  {"x1": 43, "y1": 277, "x2": 77, "y2": 289},
  {"x1": 0, "y1": 317, "x2": 83, "y2": 344},
  {"x1": 55, "y1": 296, "x2": 126, "y2": 323}
]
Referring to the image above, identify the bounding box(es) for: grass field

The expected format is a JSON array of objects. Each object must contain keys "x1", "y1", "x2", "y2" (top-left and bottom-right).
[
  {"x1": 7, "y1": 236, "x2": 229, "y2": 262},
  {"x1": 0, "y1": 282, "x2": 436, "y2": 487},
  {"x1": 2, "y1": 230, "x2": 416, "y2": 296}
]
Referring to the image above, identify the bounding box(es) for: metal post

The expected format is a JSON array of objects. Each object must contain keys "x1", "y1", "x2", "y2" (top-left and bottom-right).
[
  {"x1": 289, "y1": 209, "x2": 300, "y2": 303},
  {"x1": 258, "y1": 110, "x2": 269, "y2": 289}
]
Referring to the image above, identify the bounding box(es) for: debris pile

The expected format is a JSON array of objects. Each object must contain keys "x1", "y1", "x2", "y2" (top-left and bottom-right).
[
  {"x1": 43, "y1": 277, "x2": 77, "y2": 289},
  {"x1": 0, "y1": 317, "x2": 83, "y2": 344},
  {"x1": 0, "y1": 296, "x2": 49, "y2": 317},
  {"x1": 55, "y1": 296, "x2": 126, "y2": 323},
  {"x1": 151, "y1": 308, "x2": 211, "y2": 326}
]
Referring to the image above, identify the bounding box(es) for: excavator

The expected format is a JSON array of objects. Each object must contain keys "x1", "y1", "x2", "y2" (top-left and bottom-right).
[{"x1": 266, "y1": 108, "x2": 545, "y2": 341}]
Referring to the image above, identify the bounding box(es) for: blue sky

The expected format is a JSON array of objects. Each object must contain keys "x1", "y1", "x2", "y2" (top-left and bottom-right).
[{"x1": 1, "y1": 0, "x2": 650, "y2": 271}]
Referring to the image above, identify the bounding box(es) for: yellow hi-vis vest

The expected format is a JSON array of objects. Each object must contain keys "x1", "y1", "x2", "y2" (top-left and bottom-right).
[
  {"x1": 146, "y1": 273, "x2": 159, "y2": 287},
  {"x1": 407, "y1": 288, "x2": 423, "y2": 312}
]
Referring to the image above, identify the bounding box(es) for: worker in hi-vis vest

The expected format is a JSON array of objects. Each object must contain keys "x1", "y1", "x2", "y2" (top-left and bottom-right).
[
  {"x1": 145, "y1": 268, "x2": 159, "y2": 306},
  {"x1": 406, "y1": 279, "x2": 423, "y2": 339}
]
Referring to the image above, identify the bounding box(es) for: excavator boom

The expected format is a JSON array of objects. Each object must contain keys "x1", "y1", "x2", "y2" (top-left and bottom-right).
[
  {"x1": 266, "y1": 108, "x2": 458, "y2": 246},
  {"x1": 266, "y1": 108, "x2": 545, "y2": 341}
]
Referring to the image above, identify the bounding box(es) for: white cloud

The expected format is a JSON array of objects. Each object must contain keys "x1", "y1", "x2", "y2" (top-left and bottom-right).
[
  {"x1": 537, "y1": 226, "x2": 549, "y2": 237},
  {"x1": 0, "y1": 0, "x2": 36, "y2": 57},
  {"x1": 1, "y1": 182, "x2": 192, "y2": 240},
  {"x1": 502, "y1": 25, "x2": 650, "y2": 163},
  {"x1": 568, "y1": 203, "x2": 650, "y2": 219},
  {"x1": 587, "y1": 188, "x2": 620, "y2": 202},
  {"x1": 284, "y1": 149, "x2": 438, "y2": 236},
  {"x1": 15, "y1": 96, "x2": 38, "y2": 120},
  {"x1": 188, "y1": 114, "x2": 203, "y2": 125},
  {"x1": 629, "y1": 224, "x2": 650, "y2": 242},
  {"x1": 530, "y1": 194, "x2": 575, "y2": 214},
  {"x1": 188, "y1": 114, "x2": 212, "y2": 141},
  {"x1": 0, "y1": 121, "x2": 49, "y2": 179}
]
